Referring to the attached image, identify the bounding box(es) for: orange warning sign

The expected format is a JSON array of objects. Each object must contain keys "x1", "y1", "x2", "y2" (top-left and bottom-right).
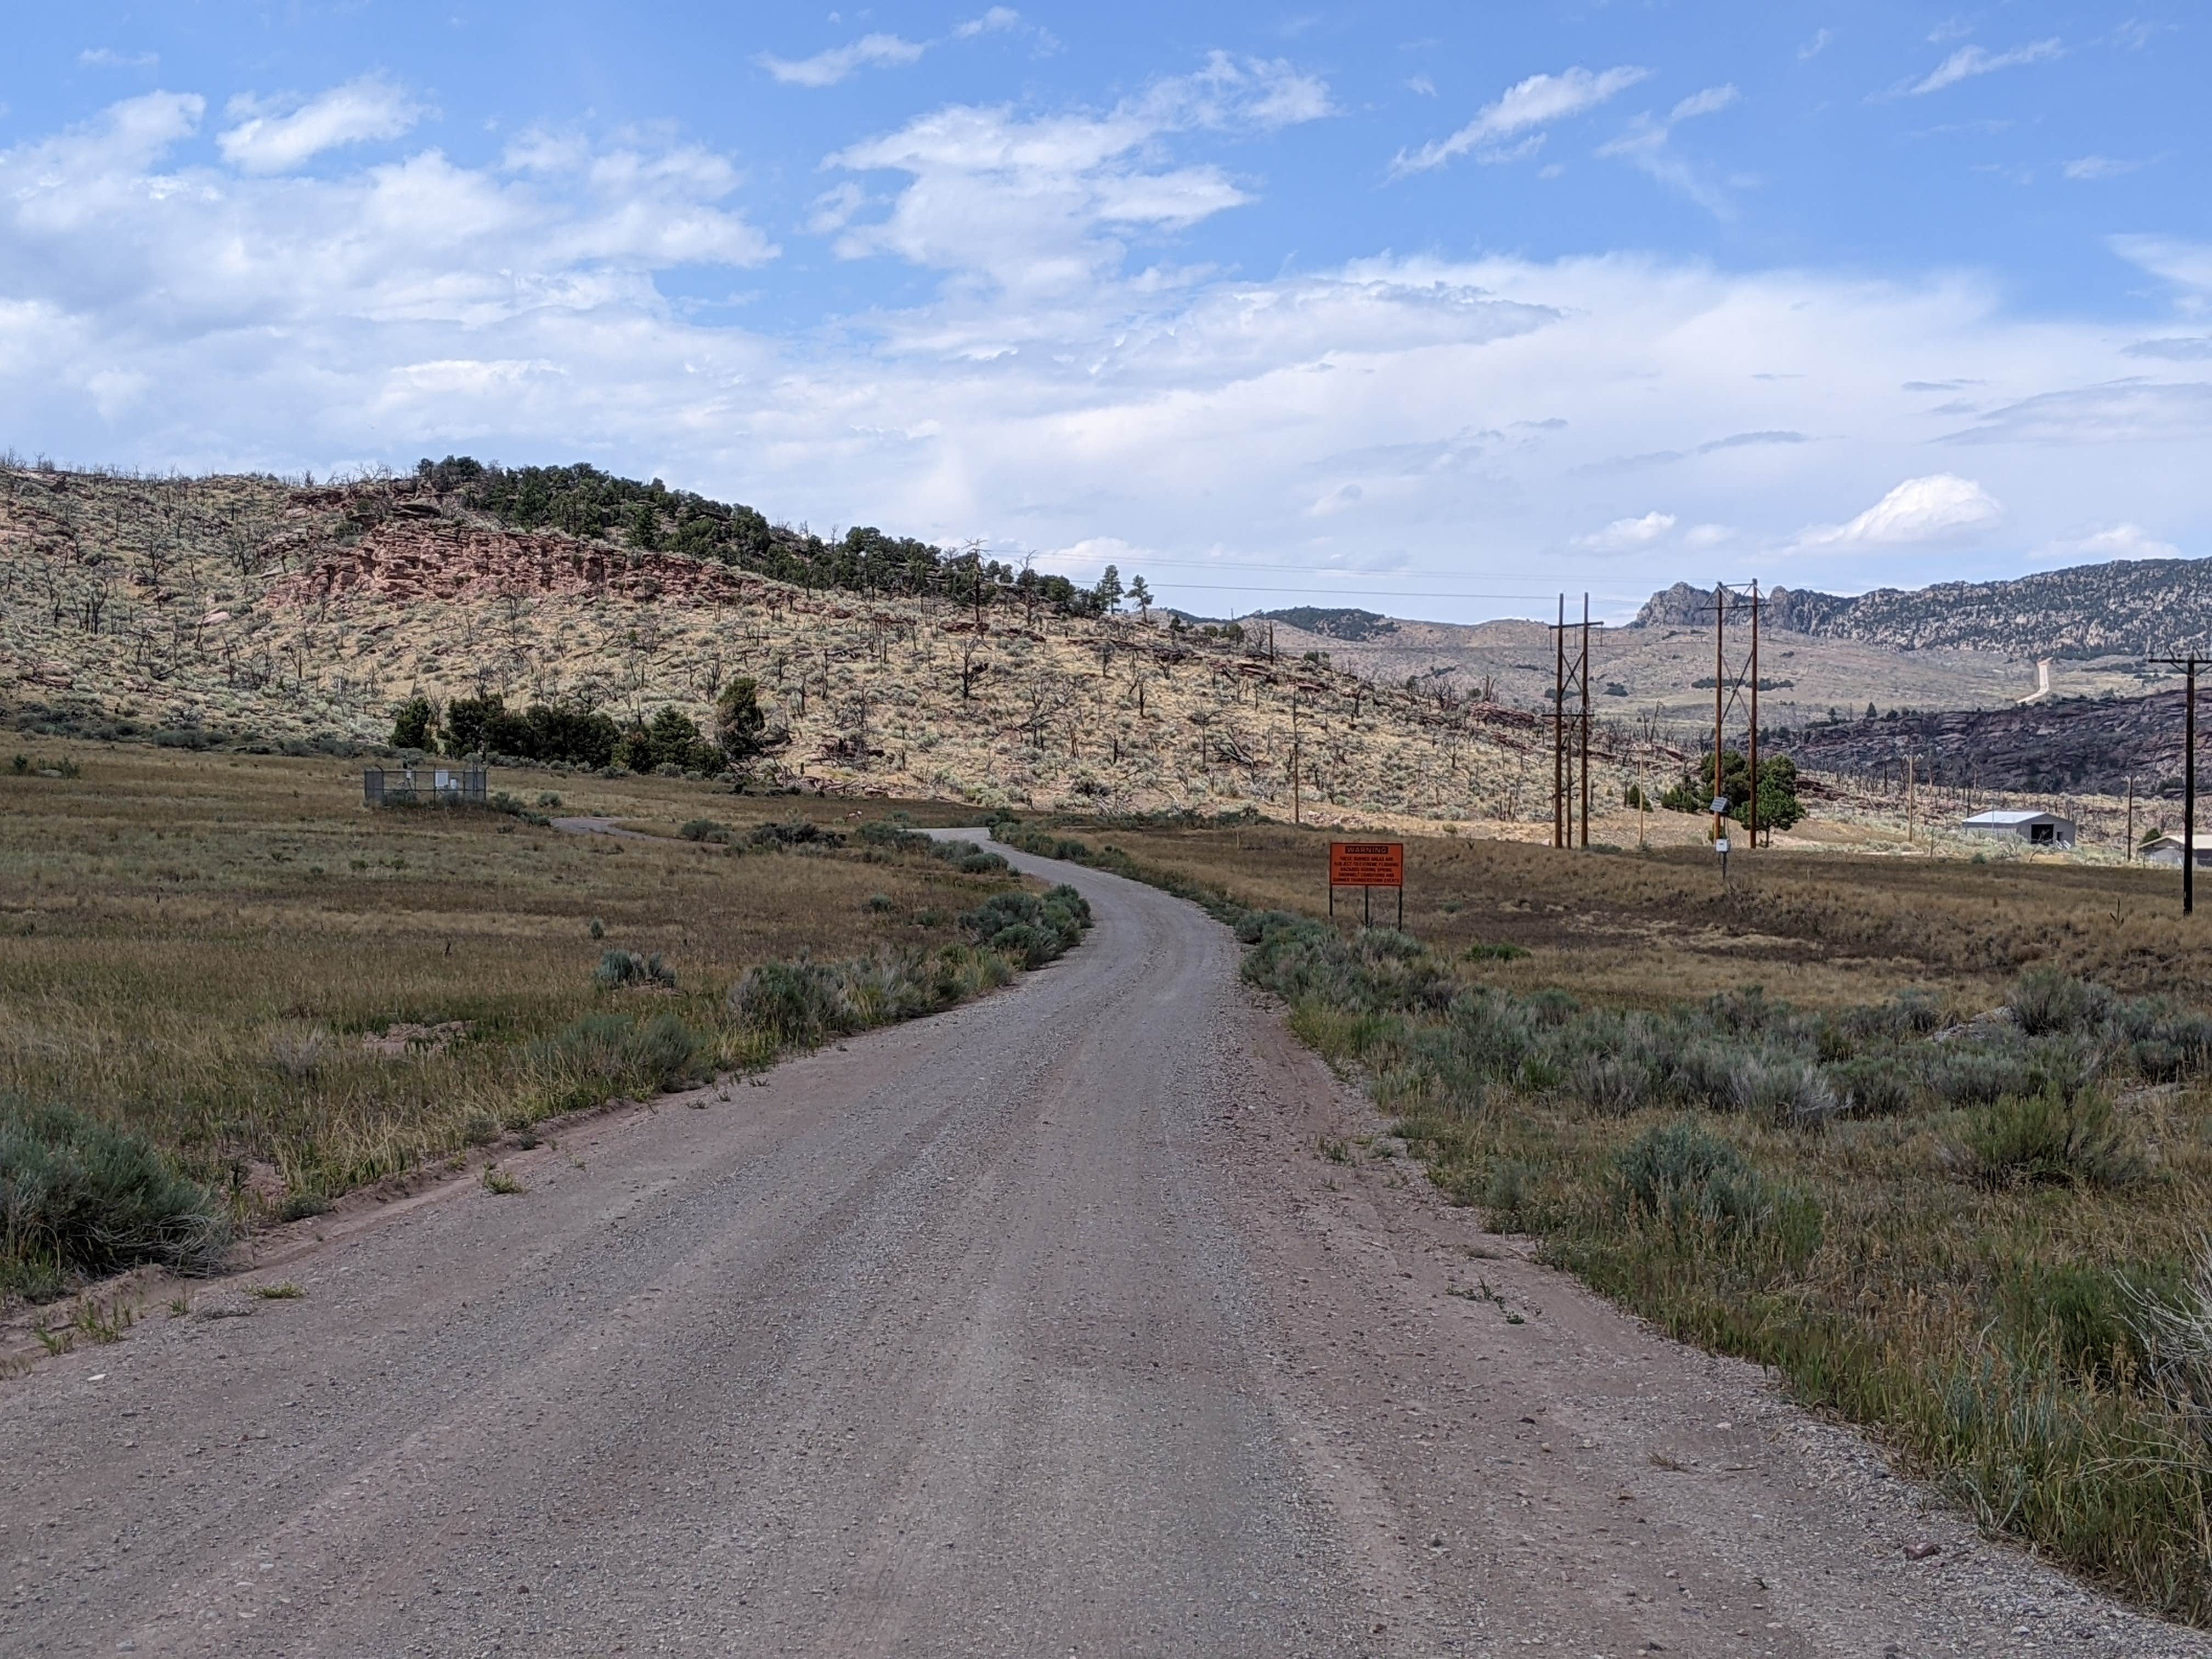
[{"x1": 1329, "y1": 841, "x2": 1404, "y2": 888}]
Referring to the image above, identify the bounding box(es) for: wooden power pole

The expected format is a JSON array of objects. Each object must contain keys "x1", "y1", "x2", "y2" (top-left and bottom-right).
[
  {"x1": 1554, "y1": 596, "x2": 1566, "y2": 850},
  {"x1": 2148, "y1": 655, "x2": 2203, "y2": 914}
]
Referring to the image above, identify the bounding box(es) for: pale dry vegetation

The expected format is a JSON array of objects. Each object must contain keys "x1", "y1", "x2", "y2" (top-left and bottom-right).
[
  {"x1": 0, "y1": 741, "x2": 1030, "y2": 1300},
  {"x1": 0, "y1": 463, "x2": 1619, "y2": 826}
]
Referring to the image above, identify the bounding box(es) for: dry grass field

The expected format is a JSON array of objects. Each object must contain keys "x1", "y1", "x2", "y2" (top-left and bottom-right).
[
  {"x1": 0, "y1": 737, "x2": 1022, "y2": 1300},
  {"x1": 1003, "y1": 814, "x2": 2212, "y2": 1625},
  {"x1": 1082, "y1": 816, "x2": 2204, "y2": 1004}
]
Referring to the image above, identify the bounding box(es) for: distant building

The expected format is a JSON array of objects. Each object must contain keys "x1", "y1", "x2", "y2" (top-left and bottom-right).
[
  {"x1": 2138, "y1": 833, "x2": 2212, "y2": 868},
  {"x1": 1962, "y1": 809, "x2": 2076, "y2": 848}
]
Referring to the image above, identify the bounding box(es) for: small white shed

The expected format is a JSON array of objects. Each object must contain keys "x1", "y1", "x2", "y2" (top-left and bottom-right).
[{"x1": 1962, "y1": 809, "x2": 2076, "y2": 848}]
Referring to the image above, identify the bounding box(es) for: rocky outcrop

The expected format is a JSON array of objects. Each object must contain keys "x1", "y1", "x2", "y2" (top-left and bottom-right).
[{"x1": 1635, "y1": 557, "x2": 2212, "y2": 657}]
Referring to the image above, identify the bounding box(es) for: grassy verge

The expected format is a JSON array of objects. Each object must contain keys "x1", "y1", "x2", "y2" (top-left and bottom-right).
[
  {"x1": 0, "y1": 744, "x2": 1081, "y2": 1302},
  {"x1": 992, "y1": 815, "x2": 2212, "y2": 1626}
]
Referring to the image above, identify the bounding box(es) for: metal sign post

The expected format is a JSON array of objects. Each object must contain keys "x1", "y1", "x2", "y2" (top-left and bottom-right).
[{"x1": 1329, "y1": 841, "x2": 1406, "y2": 927}]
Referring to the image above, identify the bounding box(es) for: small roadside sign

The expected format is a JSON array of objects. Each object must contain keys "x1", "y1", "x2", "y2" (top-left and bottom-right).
[{"x1": 1329, "y1": 840, "x2": 1405, "y2": 927}]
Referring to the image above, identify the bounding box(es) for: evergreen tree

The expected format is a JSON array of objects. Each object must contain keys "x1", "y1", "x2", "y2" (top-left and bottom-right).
[
  {"x1": 390, "y1": 695, "x2": 435, "y2": 752},
  {"x1": 714, "y1": 677, "x2": 771, "y2": 778}
]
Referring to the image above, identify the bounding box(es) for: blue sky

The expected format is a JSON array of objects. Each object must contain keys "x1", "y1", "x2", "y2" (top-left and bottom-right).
[{"x1": 3, "y1": 3, "x2": 2207, "y2": 622}]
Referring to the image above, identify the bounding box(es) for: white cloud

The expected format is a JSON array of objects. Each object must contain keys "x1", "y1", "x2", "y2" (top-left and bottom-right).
[
  {"x1": 955, "y1": 8, "x2": 1022, "y2": 38},
  {"x1": 2063, "y1": 154, "x2": 2143, "y2": 181},
  {"x1": 1575, "y1": 511, "x2": 1675, "y2": 551},
  {"x1": 1670, "y1": 85, "x2": 1739, "y2": 122},
  {"x1": 1904, "y1": 38, "x2": 2062, "y2": 96},
  {"x1": 806, "y1": 181, "x2": 866, "y2": 234},
  {"x1": 1799, "y1": 474, "x2": 2004, "y2": 546},
  {"x1": 1597, "y1": 85, "x2": 1740, "y2": 215},
  {"x1": 7, "y1": 88, "x2": 2212, "y2": 621},
  {"x1": 219, "y1": 76, "x2": 427, "y2": 173},
  {"x1": 757, "y1": 33, "x2": 926, "y2": 88},
  {"x1": 1798, "y1": 30, "x2": 1833, "y2": 61},
  {"x1": 1407, "y1": 75, "x2": 1436, "y2": 98},
  {"x1": 2112, "y1": 235, "x2": 2212, "y2": 308},
  {"x1": 2032, "y1": 522, "x2": 2183, "y2": 565},
  {"x1": 1391, "y1": 65, "x2": 1646, "y2": 176},
  {"x1": 826, "y1": 55, "x2": 1331, "y2": 300},
  {"x1": 79, "y1": 48, "x2": 157, "y2": 69}
]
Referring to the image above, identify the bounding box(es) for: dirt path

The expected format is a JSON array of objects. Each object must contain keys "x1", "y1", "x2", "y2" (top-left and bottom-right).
[{"x1": 3, "y1": 838, "x2": 2207, "y2": 1657}]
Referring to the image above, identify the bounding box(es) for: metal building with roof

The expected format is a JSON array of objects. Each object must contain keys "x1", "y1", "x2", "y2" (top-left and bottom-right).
[{"x1": 1961, "y1": 809, "x2": 2076, "y2": 848}]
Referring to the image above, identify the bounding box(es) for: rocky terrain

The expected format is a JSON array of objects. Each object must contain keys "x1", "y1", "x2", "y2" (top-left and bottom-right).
[
  {"x1": 1249, "y1": 607, "x2": 2157, "y2": 736},
  {"x1": 1637, "y1": 556, "x2": 2212, "y2": 658}
]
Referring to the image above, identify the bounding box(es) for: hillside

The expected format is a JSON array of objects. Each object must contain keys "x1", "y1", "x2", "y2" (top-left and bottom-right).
[
  {"x1": 1637, "y1": 556, "x2": 2212, "y2": 658},
  {"x1": 1248, "y1": 610, "x2": 2160, "y2": 733},
  {"x1": 1780, "y1": 690, "x2": 2192, "y2": 798},
  {"x1": 0, "y1": 462, "x2": 1603, "y2": 826}
]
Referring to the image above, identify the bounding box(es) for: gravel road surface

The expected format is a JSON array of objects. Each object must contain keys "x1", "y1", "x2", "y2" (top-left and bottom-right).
[{"x1": 4, "y1": 833, "x2": 2208, "y2": 1657}]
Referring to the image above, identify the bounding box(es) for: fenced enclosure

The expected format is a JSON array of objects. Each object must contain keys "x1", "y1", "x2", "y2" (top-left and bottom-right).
[{"x1": 364, "y1": 765, "x2": 489, "y2": 806}]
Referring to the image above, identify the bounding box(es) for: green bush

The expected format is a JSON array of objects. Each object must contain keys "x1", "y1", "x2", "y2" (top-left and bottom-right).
[
  {"x1": 1, "y1": 1102, "x2": 232, "y2": 1294},
  {"x1": 727, "y1": 945, "x2": 1018, "y2": 1051},
  {"x1": 1464, "y1": 941, "x2": 1530, "y2": 962},
  {"x1": 680, "y1": 817, "x2": 734, "y2": 844},
  {"x1": 1827, "y1": 1053, "x2": 1920, "y2": 1117},
  {"x1": 748, "y1": 819, "x2": 845, "y2": 849},
  {"x1": 961, "y1": 886, "x2": 1093, "y2": 967},
  {"x1": 2012, "y1": 969, "x2": 2117, "y2": 1037},
  {"x1": 594, "y1": 948, "x2": 676, "y2": 990},
  {"x1": 1959, "y1": 1088, "x2": 2143, "y2": 1190},
  {"x1": 534, "y1": 1011, "x2": 704, "y2": 1102},
  {"x1": 729, "y1": 959, "x2": 856, "y2": 1046},
  {"x1": 1615, "y1": 1120, "x2": 1781, "y2": 1237}
]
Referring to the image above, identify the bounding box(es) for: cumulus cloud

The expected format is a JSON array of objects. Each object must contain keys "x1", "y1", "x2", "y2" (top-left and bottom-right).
[
  {"x1": 1391, "y1": 65, "x2": 1646, "y2": 176},
  {"x1": 1799, "y1": 475, "x2": 2004, "y2": 547},
  {"x1": 826, "y1": 54, "x2": 1331, "y2": 301},
  {"x1": 1903, "y1": 38, "x2": 2062, "y2": 96},
  {"x1": 5, "y1": 86, "x2": 2210, "y2": 618},
  {"x1": 757, "y1": 33, "x2": 927, "y2": 88},
  {"x1": 1575, "y1": 511, "x2": 1675, "y2": 551},
  {"x1": 218, "y1": 75, "x2": 427, "y2": 173}
]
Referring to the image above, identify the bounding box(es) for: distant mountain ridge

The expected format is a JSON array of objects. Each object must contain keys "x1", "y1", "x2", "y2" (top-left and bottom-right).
[{"x1": 1634, "y1": 556, "x2": 2212, "y2": 658}]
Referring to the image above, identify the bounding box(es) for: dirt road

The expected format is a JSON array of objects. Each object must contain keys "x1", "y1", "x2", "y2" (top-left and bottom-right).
[{"x1": 5, "y1": 837, "x2": 2207, "y2": 1657}]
